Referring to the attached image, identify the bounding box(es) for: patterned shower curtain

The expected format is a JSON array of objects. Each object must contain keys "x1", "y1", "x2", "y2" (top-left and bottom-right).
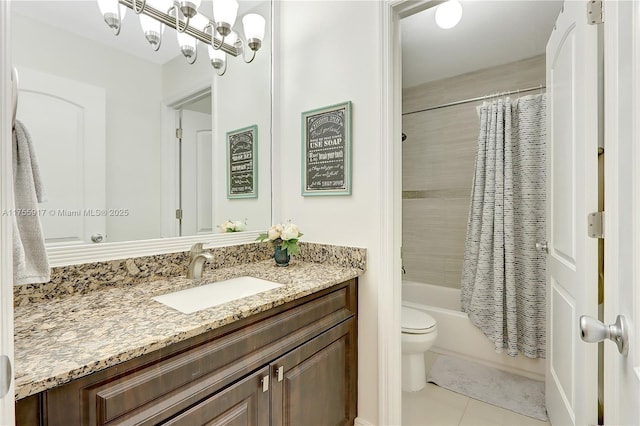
[{"x1": 461, "y1": 94, "x2": 547, "y2": 359}]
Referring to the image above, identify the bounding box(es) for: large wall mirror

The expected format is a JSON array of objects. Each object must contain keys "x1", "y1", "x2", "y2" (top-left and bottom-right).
[{"x1": 10, "y1": 0, "x2": 272, "y2": 267}]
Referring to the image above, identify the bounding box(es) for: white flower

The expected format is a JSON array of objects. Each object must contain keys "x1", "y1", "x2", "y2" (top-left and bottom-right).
[
  {"x1": 268, "y1": 224, "x2": 283, "y2": 240},
  {"x1": 219, "y1": 220, "x2": 234, "y2": 232},
  {"x1": 233, "y1": 221, "x2": 246, "y2": 231},
  {"x1": 281, "y1": 223, "x2": 300, "y2": 241}
]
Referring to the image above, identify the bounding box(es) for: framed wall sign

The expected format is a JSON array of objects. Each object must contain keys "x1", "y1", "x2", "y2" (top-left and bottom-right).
[
  {"x1": 227, "y1": 125, "x2": 258, "y2": 199},
  {"x1": 301, "y1": 101, "x2": 352, "y2": 196}
]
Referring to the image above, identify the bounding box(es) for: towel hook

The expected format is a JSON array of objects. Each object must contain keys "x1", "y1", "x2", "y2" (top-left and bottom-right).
[{"x1": 11, "y1": 66, "x2": 18, "y2": 130}]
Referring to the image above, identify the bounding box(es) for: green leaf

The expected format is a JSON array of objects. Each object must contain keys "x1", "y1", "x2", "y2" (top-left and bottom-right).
[
  {"x1": 256, "y1": 233, "x2": 269, "y2": 242},
  {"x1": 282, "y1": 240, "x2": 299, "y2": 256}
]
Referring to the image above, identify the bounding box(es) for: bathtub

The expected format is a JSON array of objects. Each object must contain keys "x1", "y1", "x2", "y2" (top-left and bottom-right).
[{"x1": 402, "y1": 280, "x2": 545, "y2": 381}]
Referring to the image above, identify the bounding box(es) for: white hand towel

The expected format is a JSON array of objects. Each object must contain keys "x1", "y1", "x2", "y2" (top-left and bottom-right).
[{"x1": 12, "y1": 120, "x2": 50, "y2": 285}]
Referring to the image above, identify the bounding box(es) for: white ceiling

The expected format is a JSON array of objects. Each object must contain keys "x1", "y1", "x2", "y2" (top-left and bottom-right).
[
  {"x1": 401, "y1": 0, "x2": 563, "y2": 88},
  {"x1": 11, "y1": 0, "x2": 263, "y2": 65}
]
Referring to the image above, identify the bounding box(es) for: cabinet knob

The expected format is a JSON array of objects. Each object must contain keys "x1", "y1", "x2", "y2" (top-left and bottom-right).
[{"x1": 261, "y1": 375, "x2": 269, "y2": 392}]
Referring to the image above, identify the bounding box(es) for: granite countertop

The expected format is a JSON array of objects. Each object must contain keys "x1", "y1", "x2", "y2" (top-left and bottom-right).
[{"x1": 14, "y1": 259, "x2": 363, "y2": 400}]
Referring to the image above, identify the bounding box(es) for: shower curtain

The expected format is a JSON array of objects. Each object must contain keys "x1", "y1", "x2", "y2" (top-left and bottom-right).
[{"x1": 461, "y1": 94, "x2": 546, "y2": 359}]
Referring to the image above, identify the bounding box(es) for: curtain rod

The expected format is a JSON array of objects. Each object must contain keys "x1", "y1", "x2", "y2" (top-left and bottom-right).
[{"x1": 402, "y1": 85, "x2": 546, "y2": 116}]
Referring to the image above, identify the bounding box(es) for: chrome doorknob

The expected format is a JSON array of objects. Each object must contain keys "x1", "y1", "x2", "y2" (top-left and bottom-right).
[
  {"x1": 535, "y1": 241, "x2": 548, "y2": 253},
  {"x1": 580, "y1": 315, "x2": 629, "y2": 356}
]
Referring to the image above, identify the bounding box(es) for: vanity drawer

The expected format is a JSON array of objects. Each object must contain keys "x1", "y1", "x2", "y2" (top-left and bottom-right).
[{"x1": 43, "y1": 279, "x2": 357, "y2": 425}]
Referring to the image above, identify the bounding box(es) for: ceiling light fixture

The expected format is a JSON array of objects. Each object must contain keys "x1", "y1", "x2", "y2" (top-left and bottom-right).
[
  {"x1": 97, "y1": 0, "x2": 266, "y2": 75},
  {"x1": 139, "y1": 0, "x2": 171, "y2": 51},
  {"x1": 435, "y1": 0, "x2": 463, "y2": 30},
  {"x1": 97, "y1": 0, "x2": 127, "y2": 35}
]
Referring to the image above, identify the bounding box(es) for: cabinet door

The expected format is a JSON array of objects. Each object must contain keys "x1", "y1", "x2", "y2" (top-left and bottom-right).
[
  {"x1": 161, "y1": 367, "x2": 270, "y2": 426},
  {"x1": 271, "y1": 319, "x2": 357, "y2": 426}
]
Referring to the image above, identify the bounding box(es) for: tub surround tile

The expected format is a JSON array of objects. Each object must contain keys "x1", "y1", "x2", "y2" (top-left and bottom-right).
[
  {"x1": 402, "y1": 55, "x2": 545, "y2": 291},
  {"x1": 13, "y1": 242, "x2": 366, "y2": 400}
]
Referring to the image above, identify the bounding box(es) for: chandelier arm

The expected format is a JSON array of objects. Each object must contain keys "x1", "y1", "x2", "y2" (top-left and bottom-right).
[
  {"x1": 204, "y1": 23, "x2": 222, "y2": 51},
  {"x1": 182, "y1": 16, "x2": 191, "y2": 33},
  {"x1": 171, "y1": 4, "x2": 190, "y2": 34},
  {"x1": 215, "y1": 60, "x2": 228, "y2": 76},
  {"x1": 113, "y1": 3, "x2": 123, "y2": 35},
  {"x1": 211, "y1": 32, "x2": 226, "y2": 51},
  {"x1": 133, "y1": 0, "x2": 147, "y2": 14},
  {"x1": 185, "y1": 44, "x2": 198, "y2": 64},
  {"x1": 241, "y1": 41, "x2": 257, "y2": 64},
  {"x1": 151, "y1": 31, "x2": 162, "y2": 51},
  {"x1": 115, "y1": 0, "x2": 238, "y2": 56}
]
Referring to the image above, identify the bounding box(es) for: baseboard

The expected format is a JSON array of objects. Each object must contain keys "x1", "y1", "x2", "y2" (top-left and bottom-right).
[{"x1": 355, "y1": 417, "x2": 376, "y2": 426}]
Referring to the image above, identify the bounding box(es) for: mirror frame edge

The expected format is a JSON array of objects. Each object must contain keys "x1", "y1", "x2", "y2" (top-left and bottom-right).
[{"x1": 47, "y1": 231, "x2": 263, "y2": 267}]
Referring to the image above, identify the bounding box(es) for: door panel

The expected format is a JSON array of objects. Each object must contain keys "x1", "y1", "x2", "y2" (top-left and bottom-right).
[
  {"x1": 180, "y1": 110, "x2": 212, "y2": 236},
  {"x1": 160, "y1": 367, "x2": 270, "y2": 426},
  {"x1": 545, "y1": 1, "x2": 600, "y2": 425},
  {"x1": 196, "y1": 130, "x2": 213, "y2": 234},
  {"x1": 271, "y1": 319, "x2": 357, "y2": 426},
  {"x1": 16, "y1": 67, "x2": 106, "y2": 245}
]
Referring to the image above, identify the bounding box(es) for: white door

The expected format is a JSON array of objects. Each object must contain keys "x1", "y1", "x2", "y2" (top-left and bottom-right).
[
  {"x1": 1, "y1": 5, "x2": 15, "y2": 420},
  {"x1": 545, "y1": 1, "x2": 600, "y2": 425},
  {"x1": 602, "y1": 1, "x2": 640, "y2": 424},
  {"x1": 16, "y1": 67, "x2": 106, "y2": 245},
  {"x1": 180, "y1": 109, "x2": 213, "y2": 236}
]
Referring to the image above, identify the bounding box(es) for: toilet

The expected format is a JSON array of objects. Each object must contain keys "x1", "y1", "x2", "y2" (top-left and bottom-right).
[{"x1": 401, "y1": 305, "x2": 438, "y2": 392}]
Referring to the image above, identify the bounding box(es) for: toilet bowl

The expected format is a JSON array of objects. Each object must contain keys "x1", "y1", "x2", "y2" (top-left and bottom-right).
[{"x1": 401, "y1": 305, "x2": 437, "y2": 392}]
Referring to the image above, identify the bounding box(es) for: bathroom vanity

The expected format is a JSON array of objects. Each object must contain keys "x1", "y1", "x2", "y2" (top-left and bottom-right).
[{"x1": 13, "y1": 253, "x2": 362, "y2": 425}]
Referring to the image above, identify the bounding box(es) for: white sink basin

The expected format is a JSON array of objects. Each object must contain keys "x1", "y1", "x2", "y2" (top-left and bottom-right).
[{"x1": 152, "y1": 276, "x2": 283, "y2": 314}]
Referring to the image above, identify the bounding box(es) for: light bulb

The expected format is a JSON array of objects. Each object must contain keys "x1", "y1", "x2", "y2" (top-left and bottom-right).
[
  {"x1": 242, "y1": 13, "x2": 265, "y2": 51},
  {"x1": 208, "y1": 45, "x2": 225, "y2": 61},
  {"x1": 177, "y1": 31, "x2": 197, "y2": 49},
  {"x1": 178, "y1": 31, "x2": 198, "y2": 62},
  {"x1": 435, "y1": 0, "x2": 463, "y2": 30},
  {"x1": 97, "y1": 0, "x2": 118, "y2": 16},
  {"x1": 97, "y1": 0, "x2": 126, "y2": 32},
  {"x1": 139, "y1": 0, "x2": 170, "y2": 50},
  {"x1": 190, "y1": 13, "x2": 210, "y2": 30},
  {"x1": 208, "y1": 45, "x2": 226, "y2": 71},
  {"x1": 213, "y1": 0, "x2": 238, "y2": 36}
]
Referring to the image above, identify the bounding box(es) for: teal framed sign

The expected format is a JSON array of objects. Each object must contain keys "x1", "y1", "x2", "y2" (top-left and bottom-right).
[
  {"x1": 226, "y1": 125, "x2": 258, "y2": 199},
  {"x1": 301, "y1": 101, "x2": 352, "y2": 196}
]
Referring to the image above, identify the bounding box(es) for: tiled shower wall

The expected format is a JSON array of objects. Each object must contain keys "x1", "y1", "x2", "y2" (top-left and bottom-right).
[{"x1": 401, "y1": 55, "x2": 545, "y2": 289}]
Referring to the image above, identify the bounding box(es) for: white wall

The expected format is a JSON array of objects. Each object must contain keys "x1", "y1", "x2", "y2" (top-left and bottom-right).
[
  {"x1": 275, "y1": 2, "x2": 383, "y2": 423},
  {"x1": 161, "y1": 0, "x2": 272, "y2": 233},
  {"x1": 161, "y1": 49, "x2": 212, "y2": 101},
  {"x1": 212, "y1": 0, "x2": 272, "y2": 233},
  {"x1": 11, "y1": 13, "x2": 163, "y2": 242}
]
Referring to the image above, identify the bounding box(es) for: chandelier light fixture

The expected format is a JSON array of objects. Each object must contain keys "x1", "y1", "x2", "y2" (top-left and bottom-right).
[{"x1": 96, "y1": 0, "x2": 266, "y2": 75}]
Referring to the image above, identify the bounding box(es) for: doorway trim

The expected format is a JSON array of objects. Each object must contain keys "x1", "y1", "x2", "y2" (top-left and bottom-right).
[
  {"x1": 160, "y1": 81, "x2": 211, "y2": 239},
  {"x1": 379, "y1": 1, "x2": 441, "y2": 424},
  {"x1": 0, "y1": 0, "x2": 15, "y2": 423},
  {"x1": 602, "y1": 1, "x2": 640, "y2": 424}
]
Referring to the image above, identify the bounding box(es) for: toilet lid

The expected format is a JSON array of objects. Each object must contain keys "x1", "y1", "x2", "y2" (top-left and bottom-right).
[{"x1": 401, "y1": 306, "x2": 436, "y2": 333}]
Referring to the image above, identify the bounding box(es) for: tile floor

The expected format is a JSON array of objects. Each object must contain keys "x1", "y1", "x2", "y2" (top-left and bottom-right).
[{"x1": 402, "y1": 352, "x2": 551, "y2": 426}]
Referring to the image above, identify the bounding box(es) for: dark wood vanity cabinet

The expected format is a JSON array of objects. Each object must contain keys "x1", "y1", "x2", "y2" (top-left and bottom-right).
[{"x1": 16, "y1": 279, "x2": 357, "y2": 426}]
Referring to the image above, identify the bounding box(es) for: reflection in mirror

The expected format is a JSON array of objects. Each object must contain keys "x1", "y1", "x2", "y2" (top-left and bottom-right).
[{"x1": 10, "y1": 0, "x2": 272, "y2": 251}]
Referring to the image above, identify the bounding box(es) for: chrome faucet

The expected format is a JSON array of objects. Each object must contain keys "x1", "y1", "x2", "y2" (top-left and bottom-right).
[{"x1": 187, "y1": 243, "x2": 213, "y2": 279}]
